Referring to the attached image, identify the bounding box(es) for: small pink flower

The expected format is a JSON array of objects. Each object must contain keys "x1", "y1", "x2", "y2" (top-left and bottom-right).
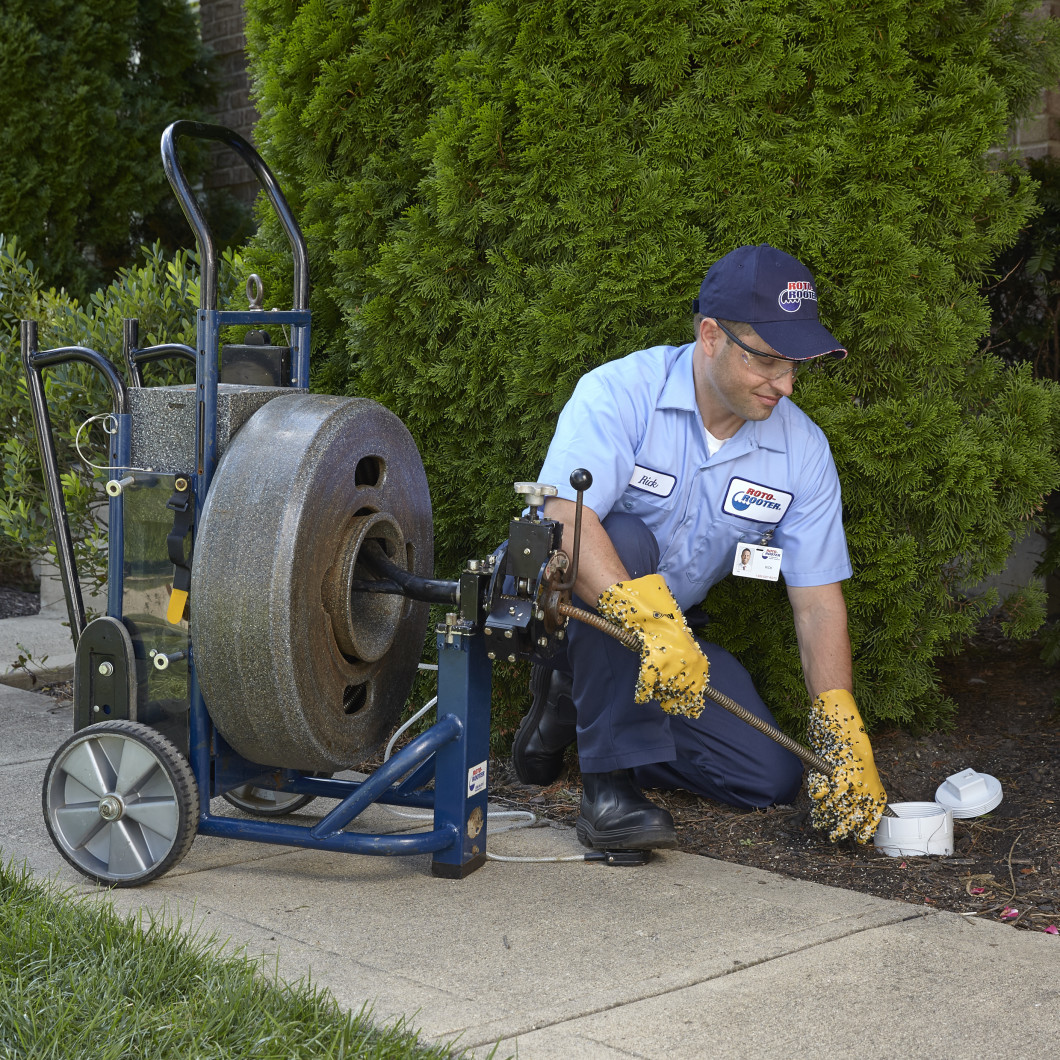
[
  {"x1": 970, "y1": 887, "x2": 985, "y2": 894},
  {"x1": 1045, "y1": 925, "x2": 1059, "y2": 935},
  {"x1": 1000, "y1": 907, "x2": 1019, "y2": 920}
]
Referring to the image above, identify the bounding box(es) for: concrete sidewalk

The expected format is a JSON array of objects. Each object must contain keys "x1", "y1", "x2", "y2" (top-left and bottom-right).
[{"x1": 1, "y1": 614, "x2": 1058, "y2": 1058}]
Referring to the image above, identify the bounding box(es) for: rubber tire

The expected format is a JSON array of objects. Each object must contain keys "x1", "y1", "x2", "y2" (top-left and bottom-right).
[
  {"x1": 221, "y1": 786, "x2": 315, "y2": 816},
  {"x1": 42, "y1": 720, "x2": 198, "y2": 887}
]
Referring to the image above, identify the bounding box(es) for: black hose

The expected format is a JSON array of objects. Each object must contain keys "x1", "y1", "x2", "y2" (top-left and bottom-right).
[{"x1": 358, "y1": 540, "x2": 459, "y2": 605}]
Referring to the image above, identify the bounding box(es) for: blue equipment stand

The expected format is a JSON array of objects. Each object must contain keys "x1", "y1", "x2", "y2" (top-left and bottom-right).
[{"x1": 187, "y1": 624, "x2": 493, "y2": 877}]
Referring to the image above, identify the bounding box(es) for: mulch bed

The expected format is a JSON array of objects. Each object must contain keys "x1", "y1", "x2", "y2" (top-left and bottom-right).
[
  {"x1": 6, "y1": 585, "x2": 1057, "y2": 932},
  {"x1": 0, "y1": 586, "x2": 41, "y2": 619},
  {"x1": 490, "y1": 620, "x2": 1060, "y2": 934}
]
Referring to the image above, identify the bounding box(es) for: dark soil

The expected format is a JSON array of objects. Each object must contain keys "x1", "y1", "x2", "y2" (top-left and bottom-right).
[
  {"x1": 5, "y1": 586, "x2": 1057, "y2": 932},
  {"x1": 0, "y1": 586, "x2": 40, "y2": 619},
  {"x1": 491, "y1": 621, "x2": 1060, "y2": 934}
]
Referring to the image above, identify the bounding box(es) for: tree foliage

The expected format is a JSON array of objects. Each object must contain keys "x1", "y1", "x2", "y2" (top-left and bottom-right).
[
  {"x1": 244, "y1": 0, "x2": 1060, "y2": 732},
  {"x1": 0, "y1": 0, "x2": 245, "y2": 299},
  {"x1": 0, "y1": 238, "x2": 245, "y2": 593}
]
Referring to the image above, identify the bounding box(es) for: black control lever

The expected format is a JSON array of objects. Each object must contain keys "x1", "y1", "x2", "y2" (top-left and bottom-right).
[{"x1": 555, "y1": 468, "x2": 592, "y2": 593}]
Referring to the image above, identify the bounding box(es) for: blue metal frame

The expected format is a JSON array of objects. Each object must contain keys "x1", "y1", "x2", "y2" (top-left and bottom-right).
[{"x1": 185, "y1": 627, "x2": 492, "y2": 866}]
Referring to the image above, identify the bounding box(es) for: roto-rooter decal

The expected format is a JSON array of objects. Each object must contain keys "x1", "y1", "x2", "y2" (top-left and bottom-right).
[
  {"x1": 723, "y1": 477, "x2": 793, "y2": 523},
  {"x1": 778, "y1": 280, "x2": 817, "y2": 313}
]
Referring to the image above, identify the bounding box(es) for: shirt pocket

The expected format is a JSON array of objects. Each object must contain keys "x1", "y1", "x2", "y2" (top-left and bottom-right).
[
  {"x1": 715, "y1": 512, "x2": 776, "y2": 543},
  {"x1": 616, "y1": 481, "x2": 680, "y2": 522}
]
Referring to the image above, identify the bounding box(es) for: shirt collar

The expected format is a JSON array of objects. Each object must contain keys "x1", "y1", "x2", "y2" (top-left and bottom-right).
[{"x1": 659, "y1": 342, "x2": 789, "y2": 454}]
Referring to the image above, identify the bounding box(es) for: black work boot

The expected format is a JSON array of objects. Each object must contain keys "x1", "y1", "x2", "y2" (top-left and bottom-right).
[
  {"x1": 576, "y1": 770, "x2": 677, "y2": 850},
  {"x1": 511, "y1": 664, "x2": 577, "y2": 785}
]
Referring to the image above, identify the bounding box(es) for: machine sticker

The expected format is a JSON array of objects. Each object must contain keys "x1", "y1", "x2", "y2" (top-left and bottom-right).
[
  {"x1": 629, "y1": 465, "x2": 676, "y2": 498},
  {"x1": 468, "y1": 760, "x2": 488, "y2": 797},
  {"x1": 723, "y1": 477, "x2": 793, "y2": 523},
  {"x1": 733, "y1": 541, "x2": 783, "y2": 581}
]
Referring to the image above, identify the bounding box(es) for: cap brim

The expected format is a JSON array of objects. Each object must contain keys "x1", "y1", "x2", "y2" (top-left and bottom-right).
[{"x1": 753, "y1": 317, "x2": 848, "y2": 362}]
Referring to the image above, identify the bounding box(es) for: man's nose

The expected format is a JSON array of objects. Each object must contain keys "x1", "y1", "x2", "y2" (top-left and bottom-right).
[{"x1": 772, "y1": 368, "x2": 796, "y2": 396}]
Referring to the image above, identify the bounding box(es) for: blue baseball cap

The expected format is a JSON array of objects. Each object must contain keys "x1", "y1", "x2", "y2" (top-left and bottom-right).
[{"x1": 692, "y1": 244, "x2": 847, "y2": 361}]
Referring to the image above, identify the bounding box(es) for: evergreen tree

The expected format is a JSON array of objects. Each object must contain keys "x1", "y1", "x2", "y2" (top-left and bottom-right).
[
  {"x1": 245, "y1": 0, "x2": 1060, "y2": 732},
  {"x1": 0, "y1": 0, "x2": 237, "y2": 298}
]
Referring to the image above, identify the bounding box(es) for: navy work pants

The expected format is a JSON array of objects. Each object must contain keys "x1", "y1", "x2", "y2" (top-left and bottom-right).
[{"x1": 555, "y1": 512, "x2": 802, "y2": 809}]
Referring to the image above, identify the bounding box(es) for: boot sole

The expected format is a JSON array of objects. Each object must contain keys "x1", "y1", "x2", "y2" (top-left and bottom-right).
[{"x1": 576, "y1": 816, "x2": 678, "y2": 851}]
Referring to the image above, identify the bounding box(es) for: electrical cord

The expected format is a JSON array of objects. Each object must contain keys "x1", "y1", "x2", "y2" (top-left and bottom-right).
[{"x1": 380, "y1": 666, "x2": 586, "y2": 863}]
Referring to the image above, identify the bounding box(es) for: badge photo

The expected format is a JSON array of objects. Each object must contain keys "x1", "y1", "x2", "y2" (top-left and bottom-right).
[{"x1": 732, "y1": 541, "x2": 782, "y2": 582}]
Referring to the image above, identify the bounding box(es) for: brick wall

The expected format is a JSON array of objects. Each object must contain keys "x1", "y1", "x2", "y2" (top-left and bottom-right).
[
  {"x1": 199, "y1": 0, "x2": 258, "y2": 202},
  {"x1": 1004, "y1": 2, "x2": 1060, "y2": 159}
]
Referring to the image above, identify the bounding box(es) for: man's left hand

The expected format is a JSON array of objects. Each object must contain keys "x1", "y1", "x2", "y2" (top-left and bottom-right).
[{"x1": 806, "y1": 689, "x2": 887, "y2": 844}]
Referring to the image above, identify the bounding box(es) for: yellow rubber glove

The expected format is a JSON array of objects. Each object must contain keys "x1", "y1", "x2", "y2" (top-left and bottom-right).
[
  {"x1": 596, "y1": 574, "x2": 710, "y2": 718},
  {"x1": 806, "y1": 689, "x2": 887, "y2": 844}
]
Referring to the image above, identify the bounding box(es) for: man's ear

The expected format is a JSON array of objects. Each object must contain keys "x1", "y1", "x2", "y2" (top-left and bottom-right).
[{"x1": 698, "y1": 316, "x2": 725, "y2": 357}]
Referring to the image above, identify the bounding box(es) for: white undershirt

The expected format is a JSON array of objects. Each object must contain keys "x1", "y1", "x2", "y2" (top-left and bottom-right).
[{"x1": 704, "y1": 426, "x2": 728, "y2": 458}]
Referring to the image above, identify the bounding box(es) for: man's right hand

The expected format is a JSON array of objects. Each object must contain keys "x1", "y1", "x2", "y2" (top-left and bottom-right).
[{"x1": 596, "y1": 574, "x2": 710, "y2": 717}]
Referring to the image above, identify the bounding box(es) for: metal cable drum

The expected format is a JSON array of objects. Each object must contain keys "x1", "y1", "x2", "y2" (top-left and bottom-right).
[{"x1": 191, "y1": 393, "x2": 433, "y2": 771}]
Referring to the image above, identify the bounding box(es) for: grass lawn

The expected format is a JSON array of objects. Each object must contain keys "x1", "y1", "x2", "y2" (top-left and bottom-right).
[{"x1": 0, "y1": 858, "x2": 492, "y2": 1059}]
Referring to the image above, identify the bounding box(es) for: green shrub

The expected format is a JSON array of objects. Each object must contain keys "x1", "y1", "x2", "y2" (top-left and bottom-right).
[
  {"x1": 0, "y1": 237, "x2": 245, "y2": 594},
  {"x1": 0, "y1": 0, "x2": 249, "y2": 300},
  {"x1": 245, "y1": 0, "x2": 1060, "y2": 734}
]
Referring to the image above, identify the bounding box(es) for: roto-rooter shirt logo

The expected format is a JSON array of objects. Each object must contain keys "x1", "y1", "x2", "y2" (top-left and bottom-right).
[
  {"x1": 723, "y1": 477, "x2": 794, "y2": 524},
  {"x1": 778, "y1": 280, "x2": 817, "y2": 313}
]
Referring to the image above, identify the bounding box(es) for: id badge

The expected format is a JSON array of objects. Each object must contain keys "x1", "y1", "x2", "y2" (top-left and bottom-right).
[{"x1": 732, "y1": 541, "x2": 782, "y2": 582}]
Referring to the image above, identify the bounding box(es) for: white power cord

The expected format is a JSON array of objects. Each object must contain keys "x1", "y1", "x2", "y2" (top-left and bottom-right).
[{"x1": 381, "y1": 667, "x2": 585, "y2": 863}]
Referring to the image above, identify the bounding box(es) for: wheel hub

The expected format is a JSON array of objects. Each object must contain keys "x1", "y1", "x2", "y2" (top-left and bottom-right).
[{"x1": 98, "y1": 794, "x2": 125, "y2": 822}]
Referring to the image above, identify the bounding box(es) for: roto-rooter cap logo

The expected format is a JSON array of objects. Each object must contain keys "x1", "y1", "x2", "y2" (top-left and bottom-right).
[
  {"x1": 777, "y1": 280, "x2": 817, "y2": 314},
  {"x1": 723, "y1": 477, "x2": 794, "y2": 524}
]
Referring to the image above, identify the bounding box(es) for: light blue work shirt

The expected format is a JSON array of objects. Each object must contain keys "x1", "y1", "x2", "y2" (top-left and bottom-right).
[{"x1": 537, "y1": 342, "x2": 852, "y2": 611}]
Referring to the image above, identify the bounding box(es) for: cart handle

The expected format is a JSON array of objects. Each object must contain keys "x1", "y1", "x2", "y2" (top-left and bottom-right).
[
  {"x1": 20, "y1": 320, "x2": 129, "y2": 642},
  {"x1": 160, "y1": 121, "x2": 309, "y2": 315},
  {"x1": 121, "y1": 318, "x2": 196, "y2": 388}
]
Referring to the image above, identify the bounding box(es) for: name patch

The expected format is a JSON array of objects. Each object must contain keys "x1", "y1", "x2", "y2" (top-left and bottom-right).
[
  {"x1": 629, "y1": 465, "x2": 676, "y2": 498},
  {"x1": 723, "y1": 477, "x2": 793, "y2": 523}
]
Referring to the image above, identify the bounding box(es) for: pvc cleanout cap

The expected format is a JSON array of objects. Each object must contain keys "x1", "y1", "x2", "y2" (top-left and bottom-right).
[{"x1": 934, "y1": 768, "x2": 1003, "y2": 819}]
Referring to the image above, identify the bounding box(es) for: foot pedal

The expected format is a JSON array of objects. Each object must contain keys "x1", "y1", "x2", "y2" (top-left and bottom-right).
[{"x1": 584, "y1": 849, "x2": 652, "y2": 866}]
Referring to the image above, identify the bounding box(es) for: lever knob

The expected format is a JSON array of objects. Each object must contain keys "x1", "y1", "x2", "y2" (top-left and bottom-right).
[{"x1": 569, "y1": 468, "x2": 592, "y2": 492}]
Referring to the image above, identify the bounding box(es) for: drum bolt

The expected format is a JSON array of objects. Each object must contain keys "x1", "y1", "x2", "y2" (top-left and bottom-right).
[
  {"x1": 523, "y1": 547, "x2": 531, "y2": 555},
  {"x1": 537, "y1": 637, "x2": 548, "y2": 648},
  {"x1": 555, "y1": 630, "x2": 565, "y2": 640},
  {"x1": 484, "y1": 627, "x2": 492, "y2": 636},
  {"x1": 153, "y1": 649, "x2": 187, "y2": 671},
  {"x1": 105, "y1": 475, "x2": 136, "y2": 497},
  {"x1": 504, "y1": 630, "x2": 513, "y2": 639},
  {"x1": 507, "y1": 654, "x2": 516, "y2": 663},
  {"x1": 97, "y1": 661, "x2": 114, "y2": 677},
  {"x1": 534, "y1": 609, "x2": 544, "y2": 621},
  {"x1": 487, "y1": 651, "x2": 496, "y2": 660}
]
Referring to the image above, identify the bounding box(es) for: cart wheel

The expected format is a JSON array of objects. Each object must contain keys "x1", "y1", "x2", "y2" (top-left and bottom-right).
[
  {"x1": 222, "y1": 785, "x2": 316, "y2": 816},
  {"x1": 42, "y1": 720, "x2": 198, "y2": 887}
]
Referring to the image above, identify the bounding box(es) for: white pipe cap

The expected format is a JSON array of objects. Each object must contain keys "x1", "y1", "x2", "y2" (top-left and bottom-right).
[{"x1": 934, "y1": 768, "x2": 1003, "y2": 818}]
